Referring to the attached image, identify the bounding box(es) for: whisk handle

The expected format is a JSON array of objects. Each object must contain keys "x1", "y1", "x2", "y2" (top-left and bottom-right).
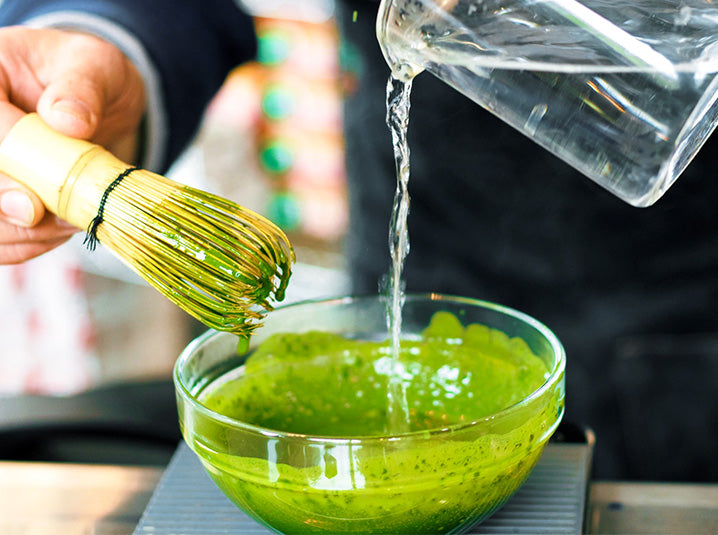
[{"x1": 0, "y1": 113, "x2": 121, "y2": 228}]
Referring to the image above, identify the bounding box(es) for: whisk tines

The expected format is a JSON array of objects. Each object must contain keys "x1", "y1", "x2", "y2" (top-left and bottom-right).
[
  {"x1": 0, "y1": 114, "x2": 295, "y2": 338},
  {"x1": 96, "y1": 170, "x2": 295, "y2": 337}
]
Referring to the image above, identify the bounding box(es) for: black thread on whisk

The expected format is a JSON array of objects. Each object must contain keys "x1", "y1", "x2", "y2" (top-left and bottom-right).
[{"x1": 83, "y1": 166, "x2": 138, "y2": 251}]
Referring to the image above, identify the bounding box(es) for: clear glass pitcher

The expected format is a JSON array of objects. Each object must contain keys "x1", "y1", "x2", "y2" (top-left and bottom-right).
[{"x1": 376, "y1": 0, "x2": 718, "y2": 206}]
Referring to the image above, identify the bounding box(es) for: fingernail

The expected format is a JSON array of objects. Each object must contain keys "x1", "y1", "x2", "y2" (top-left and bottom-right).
[
  {"x1": 0, "y1": 189, "x2": 35, "y2": 226},
  {"x1": 51, "y1": 98, "x2": 93, "y2": 127}
]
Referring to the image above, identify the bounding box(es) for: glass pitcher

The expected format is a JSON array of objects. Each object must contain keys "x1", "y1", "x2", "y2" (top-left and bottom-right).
[{"x1": 376, "y1": 0, "x2": 718, "y2": 207}]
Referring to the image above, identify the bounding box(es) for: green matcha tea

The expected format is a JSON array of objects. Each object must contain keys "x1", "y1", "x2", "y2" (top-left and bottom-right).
[{"x1": 185, "y1": 311, "x2": 563, "y2": 534}]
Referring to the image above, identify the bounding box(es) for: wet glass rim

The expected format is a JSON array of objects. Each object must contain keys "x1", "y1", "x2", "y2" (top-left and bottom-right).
[{"x1": 174, "y1": 293, "x2": 566, "y2": 445}]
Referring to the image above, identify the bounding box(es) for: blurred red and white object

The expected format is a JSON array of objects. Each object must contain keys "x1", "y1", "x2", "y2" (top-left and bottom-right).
[{"x1": 0, "y1": 246, "x2": 98, "y2": 395}]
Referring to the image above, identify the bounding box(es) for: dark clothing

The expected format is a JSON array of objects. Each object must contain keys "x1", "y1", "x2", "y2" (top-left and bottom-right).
[{"x1": 339, "y1": 0, "x2": 718, "y2": 482}]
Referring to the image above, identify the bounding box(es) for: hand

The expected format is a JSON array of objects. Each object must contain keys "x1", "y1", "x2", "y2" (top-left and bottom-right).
[{"x1": 0, "y1": 26, "x2": 146, "y2": 264}]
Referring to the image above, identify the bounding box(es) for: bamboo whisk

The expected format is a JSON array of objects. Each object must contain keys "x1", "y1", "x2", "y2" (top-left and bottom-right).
[{"x1": 0, "y1": 114, "x2": 294, "y2": 337}]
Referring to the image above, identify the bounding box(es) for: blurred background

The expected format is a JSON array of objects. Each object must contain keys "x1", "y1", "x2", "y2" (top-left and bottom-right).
[{"x1": 0, "y1": 0, "x2": 354, "y2": 396}]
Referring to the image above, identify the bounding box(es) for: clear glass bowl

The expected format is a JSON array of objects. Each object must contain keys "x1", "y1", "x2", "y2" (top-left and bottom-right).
[{"x1": 174, "y1": 294, "x2": 565, "y2": 534}]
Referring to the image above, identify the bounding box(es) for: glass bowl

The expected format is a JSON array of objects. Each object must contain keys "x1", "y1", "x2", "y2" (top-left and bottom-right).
[{"x1": 174, "y1": 294, "x2": 565, "y2": 534}]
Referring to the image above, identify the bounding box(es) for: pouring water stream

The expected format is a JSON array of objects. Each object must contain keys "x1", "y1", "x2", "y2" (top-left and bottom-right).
[{"x1": 384, "y1": 73, "x2": 414, "y2": 434}]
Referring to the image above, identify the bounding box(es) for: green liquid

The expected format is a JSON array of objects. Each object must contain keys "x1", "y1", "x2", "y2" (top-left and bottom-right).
[{"x1": 188, "y1": 312, "x2": 563, "y2": 534}]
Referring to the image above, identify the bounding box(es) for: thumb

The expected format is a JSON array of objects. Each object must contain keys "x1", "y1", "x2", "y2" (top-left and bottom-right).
[
  {"x1": 36, "y1": 74, "x2": 102, "y2": 140},
  {"x1": 0, "y1": 105, "x2": 45, "y2": 227},
  {"x1": 0, "y1": 174, "x2": 46, "y2": 227}
]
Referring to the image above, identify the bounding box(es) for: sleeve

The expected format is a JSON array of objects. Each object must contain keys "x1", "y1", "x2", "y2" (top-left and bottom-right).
[{"x1": 0, "y1": 0, "x2": 257, "y2": 173}]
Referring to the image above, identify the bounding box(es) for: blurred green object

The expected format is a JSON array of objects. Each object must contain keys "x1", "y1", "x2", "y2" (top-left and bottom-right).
[
  {"x1": 259, "y1": 140, "x2": 293, "y2": 174},
  {"x1": 261, "y1": 84, "x2": 295, "y2": 120},
  {"x1": 267, "y1": 192, "x2": 301, "y2": 231},
  {"x1": 257, "y1": 29, "x2": 290, "y2": 66},
  {"x1": 339, "y1": 38, "x2": 363, "y2": 78}
]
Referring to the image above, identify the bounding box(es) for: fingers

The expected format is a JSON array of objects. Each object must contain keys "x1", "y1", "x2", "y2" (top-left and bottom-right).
[
  {"x1": 0, "y1": 148, "x2": 74, "y2": 264},
  {"x1": 37, "y1": 73, "x2": 102, "y2": 140},
  {"x1": 0, "y1": 151, "x2": 78, "y2": 264},
  {"x1": 35, "y1": 30, "x2": 146, "y2": 149},
  {"x1": 0, "y1": 27, "x2": 145, "y2": 264},
  {"x1": 0, "y1": 27, "x2": 145, "y2": 146},
  {"x1": 0, "y1": 101, "x2": 29, "y2": 141},
  {"x1": 0, "y1": 183, "x2": 44, "y2": 227},
  {"x1": 0, "y1": 236, "x2": 73, "y2": 265},
  {"x1": 0, "y1": 212, "x2": 78, "y2": 264}
]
